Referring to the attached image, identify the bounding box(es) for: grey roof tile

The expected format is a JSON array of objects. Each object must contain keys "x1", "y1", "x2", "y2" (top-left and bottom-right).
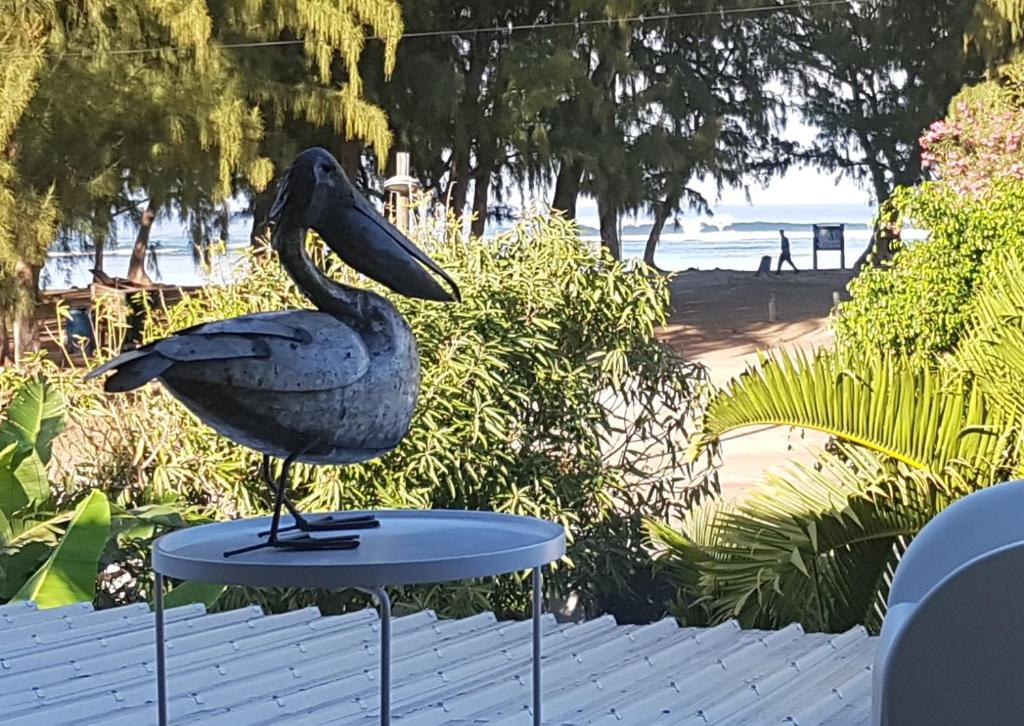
[{"x1": 0, "y1": 602, "x2": 874, "y2": 725}]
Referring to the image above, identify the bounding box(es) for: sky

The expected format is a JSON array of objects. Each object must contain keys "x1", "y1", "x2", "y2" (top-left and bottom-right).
[{"x1": 693, "y1": 116, "x2": 872, "y2": 206}]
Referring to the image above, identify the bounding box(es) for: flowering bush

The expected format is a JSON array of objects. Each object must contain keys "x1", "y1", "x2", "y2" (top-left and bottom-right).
[{"x1": 920, "y1": 61, "x2": 1024, "y2": 195}]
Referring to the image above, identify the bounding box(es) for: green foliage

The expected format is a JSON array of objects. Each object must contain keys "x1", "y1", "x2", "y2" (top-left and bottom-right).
[
  {"x1": 0, "y1": 378, "x2": 63, "y2": 517},
  {"x1": 968, "y1": 0, "x2": 1024, "y2": 69},
  {"x1": 59, "y1": 214, "x2": 713, "y2": 619},
  {"x1": 1, "y1": 0, "x2": 404, "y2": 349},
  {"x1": 955, "y1": 246, "x2": 1024, "y2": 422},
  {"x1": 689, "y1": 348, "x2": 1017, "y2": 479},
  {"x1": 920, "y1": 56, "x2": 1024, "y2": 199},
  {"x1": 0, "y1": 375, "x2": 194, "y2": 608},
  {"x1": 655, "y1": 234, "x2": 1024, "y2": 633},
  {"x1": 374, "y1": 1, "x2": 792, "y2": 251},
  {"x1": 834, "y1": 178, "x2": 1024, "y2": 359},
  {"x1": 12, "y1": 490, "x2": 110, "y2": 607},
  {"x1": 160, "y1": 580, "x2": 226, "y2": 609},
  {"x1": 787, "y1": 0, "x2": 980, "y2": 204},
  {"x1": 678, "y1": 338, "x2": 1020, "y2": 633},
  {"x1": 652, "y1": 446, "x2": 941, "y2": 632}
]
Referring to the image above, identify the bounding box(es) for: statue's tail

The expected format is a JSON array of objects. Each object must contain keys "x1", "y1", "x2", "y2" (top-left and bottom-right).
[
  {"x1": 84, "y1": 348, "x2": 174, "y2": 392},
  {"x1": 85, "y1": 332, "x2": 270, "y2": 392}
]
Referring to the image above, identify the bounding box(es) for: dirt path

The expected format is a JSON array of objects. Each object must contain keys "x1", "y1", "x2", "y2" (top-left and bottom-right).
[{"x1": 659, "y1": 269, "x2": 854, "y2": 499}]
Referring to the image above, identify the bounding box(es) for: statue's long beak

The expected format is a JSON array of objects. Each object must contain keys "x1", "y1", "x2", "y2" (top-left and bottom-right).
[{"x1": 311, "y1": 178, "x2": 460, "y2": 303}]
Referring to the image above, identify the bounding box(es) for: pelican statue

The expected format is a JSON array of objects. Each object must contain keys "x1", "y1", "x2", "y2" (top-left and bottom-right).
[{"x1": 87, "y1": 148, "x2": 459, "y2": 556}]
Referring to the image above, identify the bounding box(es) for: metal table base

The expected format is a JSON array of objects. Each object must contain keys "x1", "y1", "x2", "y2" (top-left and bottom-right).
[{"x1": 153, "y1": 567, "x2": 547, "y2": 725}]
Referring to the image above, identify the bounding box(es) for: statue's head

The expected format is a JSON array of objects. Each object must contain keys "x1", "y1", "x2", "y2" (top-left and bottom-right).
[{"x1": 270, "y1": 148, "x2": 460, "y2": 303}]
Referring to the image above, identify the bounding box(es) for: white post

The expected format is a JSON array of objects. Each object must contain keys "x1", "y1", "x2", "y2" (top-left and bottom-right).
[
  {"x1": 768, "y1": 294, "x2": 777, "y2": 323},
  {"x1": 384, "y1": 152, "x2": 418, "y2": 233}
]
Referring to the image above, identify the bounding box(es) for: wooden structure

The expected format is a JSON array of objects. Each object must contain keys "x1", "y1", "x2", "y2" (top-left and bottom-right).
[{"x1": 32, "y1": 281, "x2": 197, "y2": 367}]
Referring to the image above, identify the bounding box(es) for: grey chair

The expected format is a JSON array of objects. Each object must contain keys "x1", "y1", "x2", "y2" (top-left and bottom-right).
[{"x1": 873, "y1": 479, "x2": 1024, "y2": 725}]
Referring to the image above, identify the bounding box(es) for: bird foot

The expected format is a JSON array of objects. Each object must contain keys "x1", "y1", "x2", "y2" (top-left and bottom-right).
[
  {"x1": 223, "y1": 532, "x2": 361, "y2": 558},
  {"x1": 260, "y1": 513, "x2": 380, "y2": 537},
  {"x1": 270, "y1": 532, "x2": 362, "y2": 550}
]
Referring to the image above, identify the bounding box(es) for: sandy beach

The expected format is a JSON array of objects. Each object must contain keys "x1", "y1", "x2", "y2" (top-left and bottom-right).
[{"x1": 660, "y1": 268, "x2": 855, "y2": 499}]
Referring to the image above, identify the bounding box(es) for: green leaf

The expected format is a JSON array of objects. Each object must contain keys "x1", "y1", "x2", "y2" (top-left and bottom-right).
[
  {"x1": 109, "y1": 503, "x2": 188, "y2": 544},
  {"x1": 689, "y1": 348, "x2": 1015, "y2": 478},
  {"x1": 789, "y1": 547, "x2": 809, "y2": 577},
  {"x1": 162, "y1": 580, "x2": 225, "y2": 609},
  {"x1": 0, "y1": 442, "x2": 49, "y2": 519},
  {"x1": 0, "y1": 442, "x2": 23, "y2": 519},
  {"x1": 12, "y1": 491, "x2": 110, "y2": 608},
  {"x1": 11, "y1": 450, "x2": 50, "y2": 510},
  {"x1": 0, "y1": 541, "x2": 52, "y2": 600},
  {"x1": 0, "y1": 378, "x2": 65, "y2": 464},
  {"x1": 955, "y1": 246, "x2": 1024, "y2": 425},
  {"x1": 654, "y1": 445, "x2": 938, "y2": 633}
]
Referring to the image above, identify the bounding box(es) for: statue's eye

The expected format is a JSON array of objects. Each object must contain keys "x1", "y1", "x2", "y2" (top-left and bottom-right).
[{"x1": 318, "y1": 163, "x2": 331, "y2": 175}]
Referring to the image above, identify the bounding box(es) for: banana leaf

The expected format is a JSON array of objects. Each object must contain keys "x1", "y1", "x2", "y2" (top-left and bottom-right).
[{"x1": 12, "y1": 490, "x2": 110, "y2": 608}]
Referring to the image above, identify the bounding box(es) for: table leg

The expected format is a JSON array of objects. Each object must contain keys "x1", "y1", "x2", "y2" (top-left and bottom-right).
[
  {"x1": 155, "y1": 572, "x2": 168, "y2": 726},
  {"x1": 533, "y1": 566, "x2": 543, "y2": 726},
  {"x1": 376, "y1": 586, "x2": 392, "y2": 726}
]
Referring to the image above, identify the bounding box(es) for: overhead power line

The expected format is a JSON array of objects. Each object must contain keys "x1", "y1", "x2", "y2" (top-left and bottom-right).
[{"x1": 13, "y1": 0, "x2": 851, "y2": 59}]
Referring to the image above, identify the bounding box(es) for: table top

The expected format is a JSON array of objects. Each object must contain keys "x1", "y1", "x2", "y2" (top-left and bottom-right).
[{"x1": 152, "y1": 509, "x2": 566, "y2": 589}]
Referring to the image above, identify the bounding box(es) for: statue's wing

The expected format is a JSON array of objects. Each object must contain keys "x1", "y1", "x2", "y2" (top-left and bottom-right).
[
  {"x1": 153, "y1": 336, "x2": 271, "y2": 362},
  {"x1": 87, "y1": 311, "x2": 370, "y2": 394},
  {"x1": 169, "y1": 316, "x2": 311, "y2": 343}
]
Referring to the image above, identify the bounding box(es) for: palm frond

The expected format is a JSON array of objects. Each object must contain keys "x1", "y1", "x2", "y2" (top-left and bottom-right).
[
  {"x1": 689, "y1": 349, "x2": 1016, "y2": 477},
  {"x1": 647, "y1": 500, "x2": 733, "y2": 624},
  {"x1": 956, "y1": 246, "x2": 1024, "y2": 427},
  {"x1": 656, "y1": 446, "x2": 939, "y2": 633}
]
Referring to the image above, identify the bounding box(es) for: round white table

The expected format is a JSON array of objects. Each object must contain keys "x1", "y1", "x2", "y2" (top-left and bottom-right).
[{"x1": 151, "y1": 509, "x2": 566, "y2": 725}]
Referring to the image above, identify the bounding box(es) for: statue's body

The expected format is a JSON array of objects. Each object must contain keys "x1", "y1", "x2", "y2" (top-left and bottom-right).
[{"x1": 88, "y1": 148, "x2": 459, "y2": 554}]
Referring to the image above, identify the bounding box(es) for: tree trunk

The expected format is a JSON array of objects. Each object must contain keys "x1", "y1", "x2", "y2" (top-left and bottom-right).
[
  {"x1": 644, "y1": 205, "x2": 669, "y2": 269},
  {"x1": 0, "y1": 318, "x2": 8, "y2": 366},
  {"x1": 249, "y1": 187, "x2": 274, "y2": 255},
  {"x1": 854, "y1": 204, "x2": 900, "y2": 271},
  {"x1": 92, "y1": 237, "x2": 104, "y2": 276},
  {"x1": 339, "y1": 140, "x2": 362, "y2": 186},
  {"x1": 445, "y1": 148, "x2": 472, "y2": 219},
  {"x1": 470, "y1": 160, "x2": 493, "y2": 238},
  {"x1": 126, "y1": 203, "x2": 156, "y2": 285},
  {"x1": 445, "y1": 39, "x2": 488, "y2": 220},
  {"x1": 551, "y1": 160, "x2": 582, "y2": 218},
  {"x1": 598, "y1": 197, "x2": 621, "y2": 260},
  {"x1": 12, "y1": 258, "x2": 39, "y2": 364},
  {"x1": 644, "y1": 180, "x2": 686, "y2": 270}
]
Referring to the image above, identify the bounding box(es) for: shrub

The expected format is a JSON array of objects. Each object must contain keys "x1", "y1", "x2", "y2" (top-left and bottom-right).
[
  {"x1": 44, "y1": 213, "x2": 714, "y2": 619},
  {"x1": 834, "y1": 178, "x2": 1024, "y2": 359},
  {"x1": 921, "y1": 57, "x2": 1024, "y2": 197}
]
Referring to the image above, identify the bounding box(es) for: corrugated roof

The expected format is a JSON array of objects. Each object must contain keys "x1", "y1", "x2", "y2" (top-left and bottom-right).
[{"x1": 0, "y1": 599, "x2": 874, "y2": 725}]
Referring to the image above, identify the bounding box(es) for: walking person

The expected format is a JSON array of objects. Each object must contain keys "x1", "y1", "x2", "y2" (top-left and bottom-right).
[{"x1": 776, "y1": 229, "x2": 798, "y2": 273}]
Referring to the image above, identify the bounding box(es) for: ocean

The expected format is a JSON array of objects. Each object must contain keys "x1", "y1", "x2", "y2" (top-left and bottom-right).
[{"x1": 41, "y1": 201, "x2": 877, "y2": 290}]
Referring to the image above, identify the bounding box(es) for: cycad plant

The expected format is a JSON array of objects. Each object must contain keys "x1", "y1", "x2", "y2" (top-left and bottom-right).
[{"x1": 653, "y1": 246, "x2": 1024, "y2": 633}]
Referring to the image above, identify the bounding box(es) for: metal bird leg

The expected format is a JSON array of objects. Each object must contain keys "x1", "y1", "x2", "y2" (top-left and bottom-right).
[
  {"x1": 223, "y1": 450, "x2": 366, "y2": 557},
  {"x1": 255, "y1": 455, "x2": 380, "y2": 537}
]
